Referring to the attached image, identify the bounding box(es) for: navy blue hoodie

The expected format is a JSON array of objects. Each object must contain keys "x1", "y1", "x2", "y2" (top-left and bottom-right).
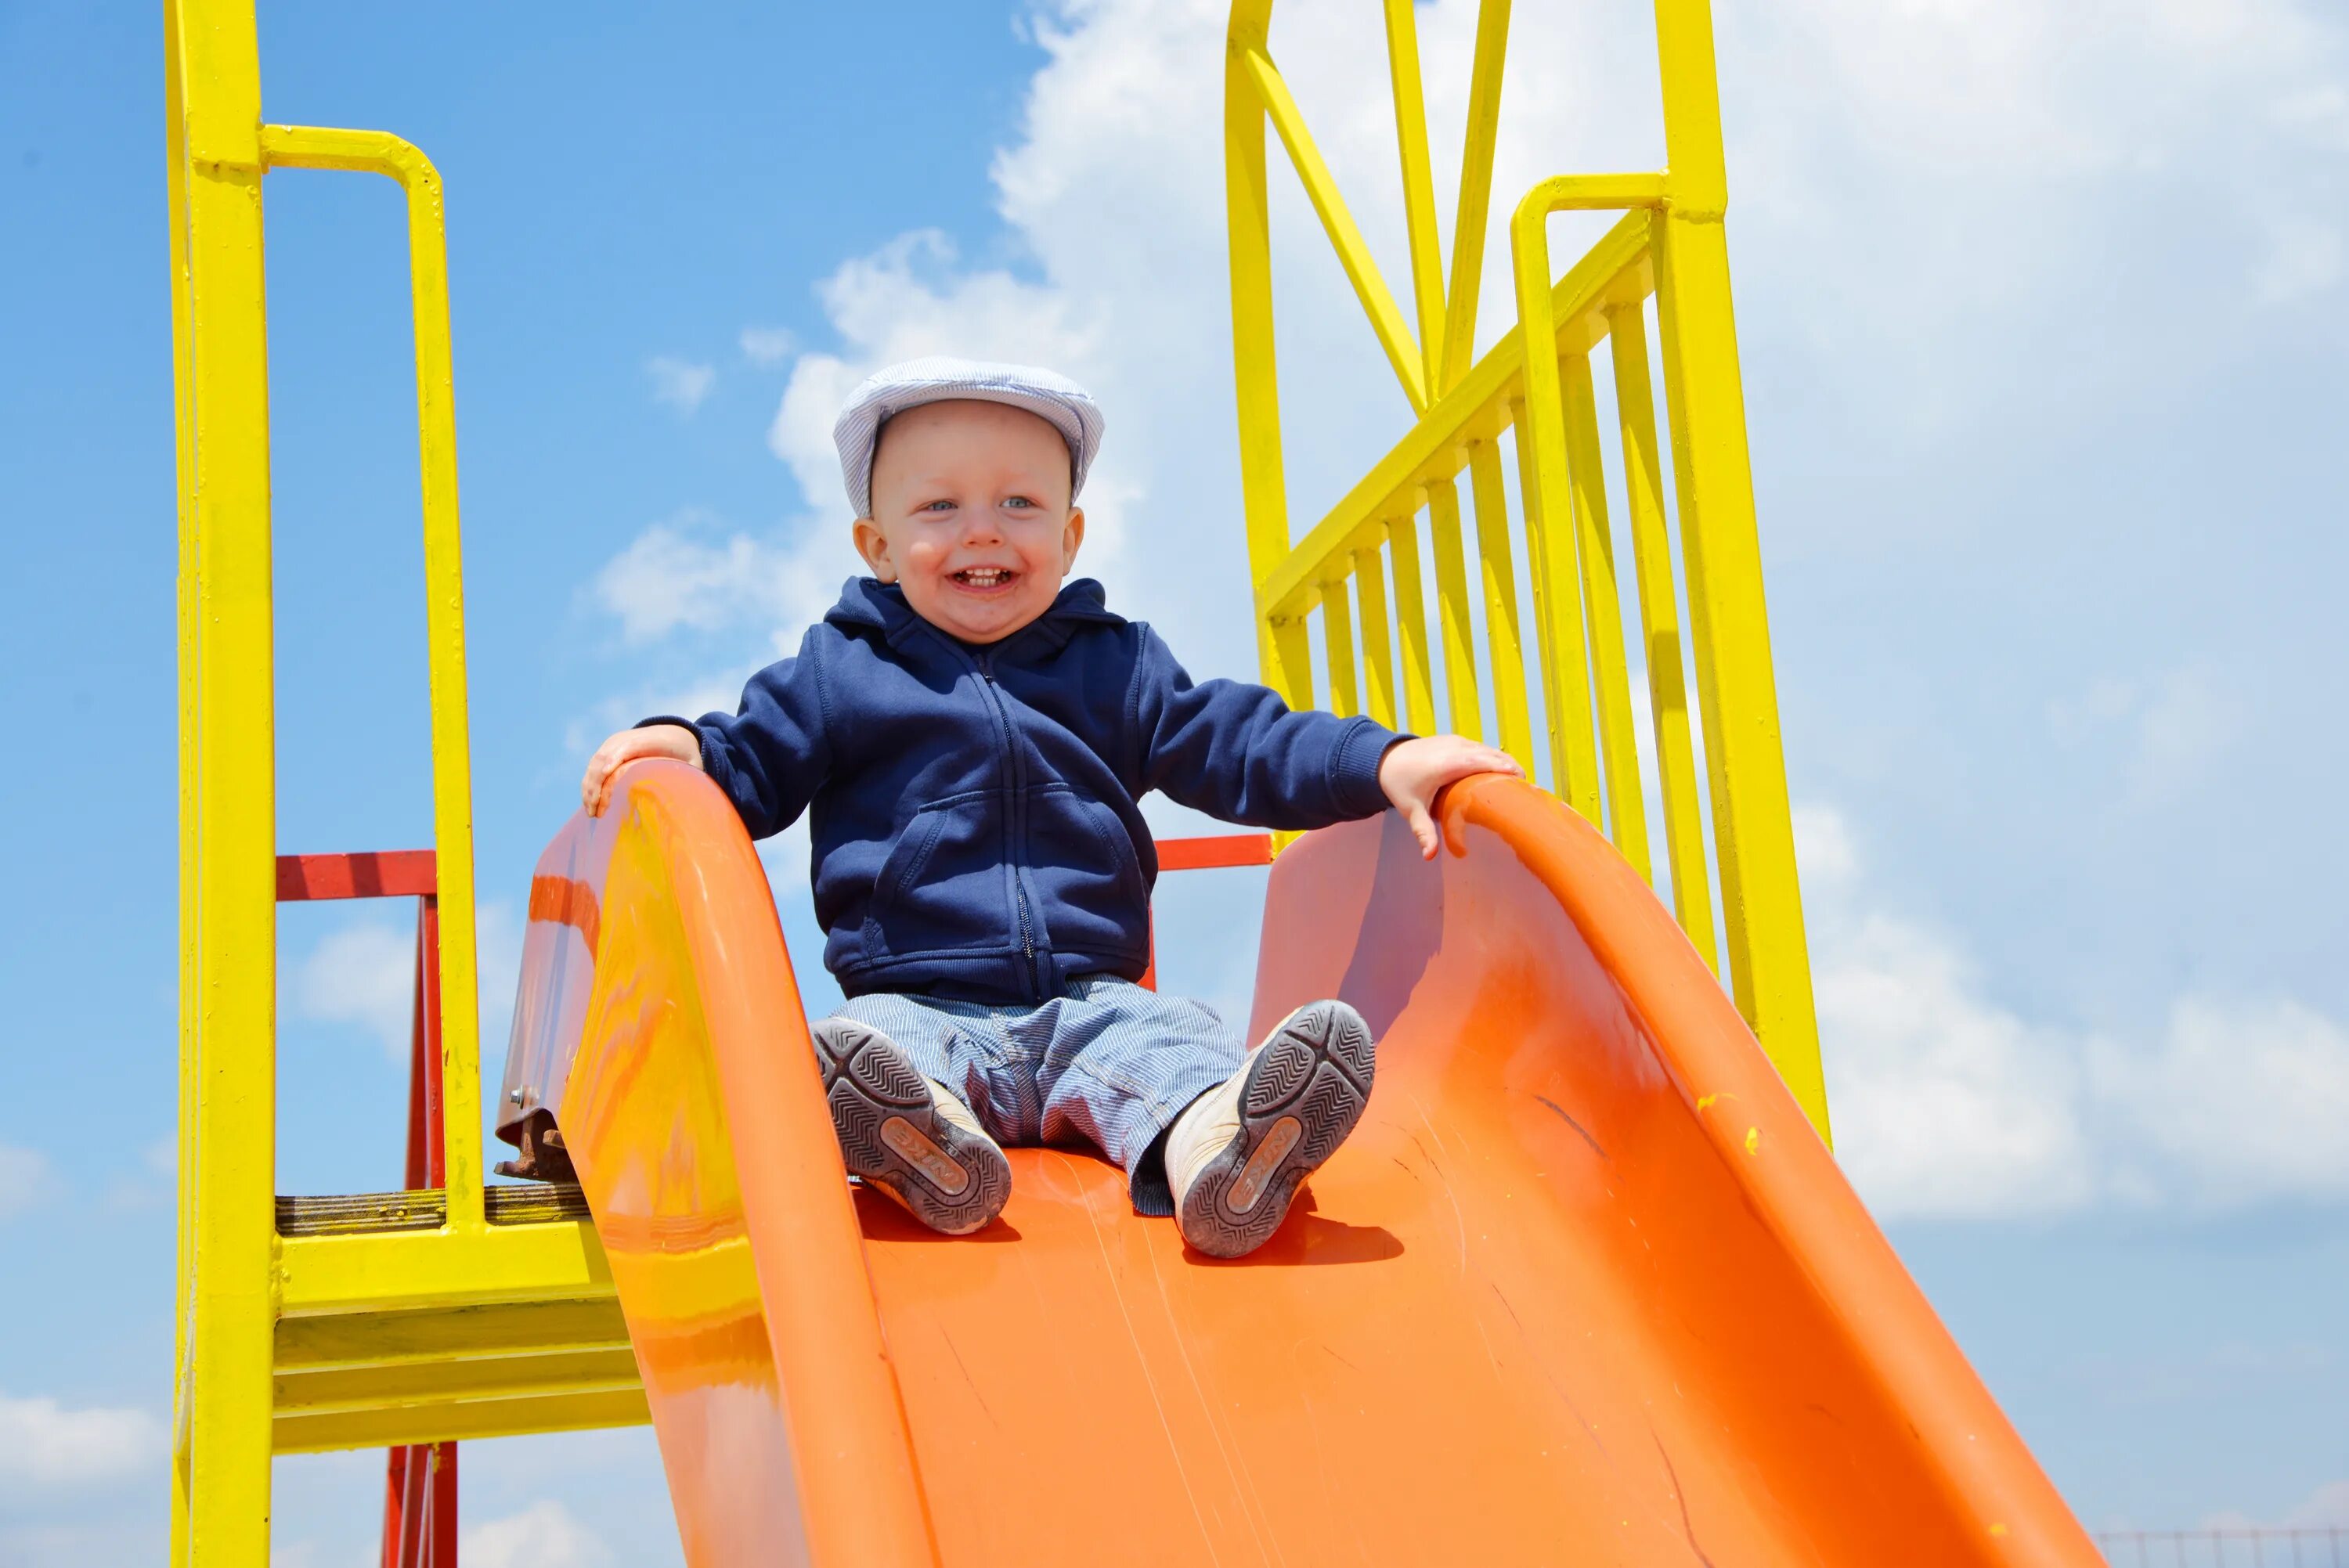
[{"x1": 646, "y1": 577, "x2": 1402, "y2": 1004}]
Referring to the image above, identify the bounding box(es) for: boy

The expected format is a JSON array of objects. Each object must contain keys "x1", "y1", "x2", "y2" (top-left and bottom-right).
[{"x1": 582, "y1": 358, "x2": 1517, "y2": 1256}]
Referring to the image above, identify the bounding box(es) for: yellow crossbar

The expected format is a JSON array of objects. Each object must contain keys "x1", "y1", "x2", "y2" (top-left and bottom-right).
[{"x1": 1240, "y1": 47, "x2": 1429, "y2": 412}]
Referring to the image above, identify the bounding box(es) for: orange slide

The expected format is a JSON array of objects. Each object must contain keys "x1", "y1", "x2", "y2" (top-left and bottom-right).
[{"x1": 500, "y1": 759, "x2": 2102, "y2": 1566}]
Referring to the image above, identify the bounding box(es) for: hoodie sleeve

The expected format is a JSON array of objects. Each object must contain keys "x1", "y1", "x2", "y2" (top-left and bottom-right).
[
  {"x1": 1131, "y1": 625, "x2": 1405, "y2": 829},
  {"x1": 637, "y1": 628, "x2": 834, "y2": 841}
]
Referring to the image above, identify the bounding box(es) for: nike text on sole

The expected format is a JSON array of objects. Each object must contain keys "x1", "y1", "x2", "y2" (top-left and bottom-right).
[
  {"x1": 814, "y1": 1018, "x2": 1010, "y2": 1236},
  {"x1": 1175, "y1": 1000, "x2": 1375, "y2": 1258}
]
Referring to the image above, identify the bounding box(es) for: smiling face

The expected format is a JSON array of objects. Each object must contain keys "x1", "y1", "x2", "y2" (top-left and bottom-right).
[{"x1": 853, "y1": 398, "x2": 1086, "y2": 645}]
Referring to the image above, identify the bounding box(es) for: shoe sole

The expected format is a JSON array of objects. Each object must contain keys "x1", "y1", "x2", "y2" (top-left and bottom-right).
[
  {"x1": 1179, "y1": 1000, "x2": 1375, "y2": 1259},
  {"x1": 814, "y1": 1019, "x2": 1011, "y2": 1236}
]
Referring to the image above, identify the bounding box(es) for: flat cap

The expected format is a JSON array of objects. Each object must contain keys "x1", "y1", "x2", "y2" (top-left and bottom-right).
[{"x1": 832, "y1": 355, "x2": 1104, "y2": 519}]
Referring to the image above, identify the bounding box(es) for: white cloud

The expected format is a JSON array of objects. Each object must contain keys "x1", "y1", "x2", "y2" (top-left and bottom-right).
[
  {"x1": 0, "y1": 1143, "x2": 50, "y2": 1220},
  {"x1": 291, "y1": 904, "x2": 524, "y2": 1068},
  {"x1": 590, "y1": 510, "x2": 845, "y2": 647},
  {"x1": 2285, "y1": 1479, "x2": 2349, "y2": 1527},
  {"x1": 1721, "y1": 0, "x2": 2344, "y2": 362},
  {"x1": 731, "y1": 0, "x2": 2344, "y2": 646},
  {"x1": 294, "y1": 921, "x2": 415, "y2": 1063},
  {"x1": 2042, "y1": 665, "x2": 2249, "y2": 804},
  {"x1": 1803, "y1": 801, "x2": 2349, "y2": 1219},
  {"x1": 2095, "y1": 997, "x2": 2349, "y2": 1206},
  {"x1": 2254, "y1": 215, "x2": 2345, "y2": 304},
  {"x1": 474, "y1": 899, "x2": 526, "y2": 1072},
  {"x1": 2127, "y1": 668, "x2": 2247, "y2": 798},
  {"x1": 738, "y1": 326, "x2": 796, "y2": 366},
  {"x1": 644, "y1": 355, "x2": 716, "y2": 416},
  {"x1": 462, "y1": 1501, "x2": 608, "y2": 1568},
  {"x1": 1799, "y1": 806, "x2": 2095, "y2": 1217},
  {"x1": 2275, "y1": 82, "x2": 2349, "y2": 150},
  {"x1": 2203, "y1": 1475, "x2": 2349, "y2": 1530},
  {"x1": 0, "y1": 1393, "x2": 166, "y2": 1489},
  {"x1": 269, "y1": 1542, "x2": 365, "y2": 1568}
]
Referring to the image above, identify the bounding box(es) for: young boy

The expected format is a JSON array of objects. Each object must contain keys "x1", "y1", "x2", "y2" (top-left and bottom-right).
[{"x1": 582, "y1": 358, "x2": 1517, "y2": 1256}]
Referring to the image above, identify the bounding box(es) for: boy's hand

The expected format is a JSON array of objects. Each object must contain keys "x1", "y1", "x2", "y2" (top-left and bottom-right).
[
  {"x1": 582, "y1": 724, "x2": 702, "y2": 816},
  {"x1": 1377, "y1": 735, "x2": 1523, "y2": 859}
]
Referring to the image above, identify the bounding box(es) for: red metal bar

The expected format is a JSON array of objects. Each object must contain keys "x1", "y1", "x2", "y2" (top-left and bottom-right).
[
  {"x1": 417, "y1": 896, "x2": 444, "y2": 1188},
  {"x1": 1156, "y1": 832, "x2": 1272, "y2": 872},
  {"x1": 380, "y1": 1448, "x2": 411, "y2": 1568},
  {"x1": 276, "y1": 849, "x2": 437, "y2": 903},
  {"x1": 424, "y1": 1442, "x2": 457, "y2": 1566},
  {"x1": 1138, "y1": 834, "x2": 1275, "y2": 989},
  {"x1": 382, "y1": 892, "x2": 454, "y2": 1565}
]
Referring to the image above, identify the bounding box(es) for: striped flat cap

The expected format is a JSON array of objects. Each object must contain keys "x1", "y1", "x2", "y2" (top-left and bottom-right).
[{"x1": 833, "y1": 356, "x2": 1105, "y2": 518}]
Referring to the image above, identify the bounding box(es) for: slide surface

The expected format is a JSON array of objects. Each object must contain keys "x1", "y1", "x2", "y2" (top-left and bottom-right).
[{"x1": 501, "y1": 762, "x2": 2100, "y2": 1566}]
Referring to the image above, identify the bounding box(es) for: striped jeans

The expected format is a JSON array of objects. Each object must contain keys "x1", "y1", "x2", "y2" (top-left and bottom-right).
[{"x1": 828, "y1": 979, "x2": 1246, "y2": 1216}]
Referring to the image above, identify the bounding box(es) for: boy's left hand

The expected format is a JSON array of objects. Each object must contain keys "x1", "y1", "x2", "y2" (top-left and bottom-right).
[{"x1": 1377, "y1": 735, "x2": 1524, "y2": 859}]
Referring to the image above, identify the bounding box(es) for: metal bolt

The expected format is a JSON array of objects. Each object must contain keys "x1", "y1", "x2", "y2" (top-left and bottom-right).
[{"x1": 509, "y1": 1087, "x2": 525, "y2": 1105}]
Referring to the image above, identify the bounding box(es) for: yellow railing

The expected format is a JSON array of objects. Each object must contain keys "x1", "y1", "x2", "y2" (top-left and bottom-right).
[
  {"x1": 1225, "y1": 0, "x2": 1828, "y2": 1142},
  {"x1": 256, "y1": 121, "x2": 492, "y2": 1245},
  {"x1": 168, "y1": 5, "x2": 636, "y2": 1562}
]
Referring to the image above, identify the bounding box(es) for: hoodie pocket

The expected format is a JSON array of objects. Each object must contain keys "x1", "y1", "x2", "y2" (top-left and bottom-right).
[
  {"x1": 861, "y1": 789, "x2": 1012, "y2": 961},
  {"x1": 1022, "y1": 783, "x2": 1149, "y2": 957}
]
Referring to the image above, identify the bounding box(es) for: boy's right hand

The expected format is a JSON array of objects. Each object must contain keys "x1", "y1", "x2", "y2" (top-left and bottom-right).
[{"x1": 582, "y1": 723, "x2": 702, "y2": 816}]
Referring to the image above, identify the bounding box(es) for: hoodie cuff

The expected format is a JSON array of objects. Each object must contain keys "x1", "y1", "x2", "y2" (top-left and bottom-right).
[{"x1": 1330, "y1": 718, "x2": 1409, "y2": 820}]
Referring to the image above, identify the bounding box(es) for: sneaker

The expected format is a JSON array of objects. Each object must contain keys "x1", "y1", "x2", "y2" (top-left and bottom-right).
[
  {"x1": 814, "y1": 1018, "x2": 1011, "y2": 1236},
  {"x1": 1165, "y1": 1000, "x2": 1376, "y2": 1258}
]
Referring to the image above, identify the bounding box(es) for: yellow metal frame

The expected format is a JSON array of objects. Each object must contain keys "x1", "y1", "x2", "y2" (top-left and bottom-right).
[
  {"x1": 166, "y1": 5, "x2": 645, "y2": 1561},
  {"x1": 1224, "y1": 0, "x2": 1828, "y2": 1141}
]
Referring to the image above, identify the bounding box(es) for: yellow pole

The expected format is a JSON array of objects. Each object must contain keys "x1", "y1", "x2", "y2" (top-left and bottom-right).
[
  {"x1": 1242, "y1": 45, "x2": 1427, "y2": 412},
  {"x1": 164, "y1": 1, "x2": 197, "y2": 1554},
  {"x1": 1467, "y1": 440, "x2": 1533, "y2": 772},
  {"x1": 169, "y1": 0, "x2": 280, "y2": 1556},
  {"x1": 1353, "y1": 542, "x2": 1398, "y2": 730},
  {"x1": 259, "y1": 124, "x2": 489, "y2": 1231},
  {"x1": 1438, "y1": 0, "x2": 1512, "y2": 394},
  {"x1": 1226, "y1": 5, "x2": 1311, "y2": 705},
  {"x1": 1384, "y1": 0, "x2": 1447, "y2": 392},
  {"x1": 1607, "y1": 299, "x2": 1717, "y2": 966},
  {"x1": 1424, "y1": 477, "x2": 1484, "y2": 741},
  {"x1": 1388, "y1": 506, "x2": 1438, "y2": 736},
  {"x1": 1649, "y1": 0, "x2": 1827, "y2": 1141},
  {"x1": 1322, "y1": 577, "x2": 1360, "y2": 719},
  {"x1": 1561, "y1": 348, "x2": 1651, "y2": 878},
  {"x1": 1510, "y1": 206, "x2": 1602, "y2": 820}
]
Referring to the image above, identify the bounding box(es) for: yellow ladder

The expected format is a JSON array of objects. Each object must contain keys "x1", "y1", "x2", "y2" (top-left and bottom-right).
[{"x1": 166, "y1": 5, "x2": 648, "y2": 1560}]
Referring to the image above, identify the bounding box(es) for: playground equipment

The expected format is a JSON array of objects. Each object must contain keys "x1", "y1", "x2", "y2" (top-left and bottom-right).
[{"x1": 164, "y1": 0, "x2": 2104, "y2": 1563}]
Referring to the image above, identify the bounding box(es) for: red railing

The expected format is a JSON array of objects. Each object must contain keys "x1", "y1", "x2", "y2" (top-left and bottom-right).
[
  {"x1": 276, "y1": 849, "x2": 454, "y2": 1568},
  {"x1": 1138, "y1": 833, "x2": 1273, "y2": 991}
]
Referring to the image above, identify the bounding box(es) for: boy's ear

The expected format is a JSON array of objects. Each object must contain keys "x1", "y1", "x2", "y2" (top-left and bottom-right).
[
  {"x1": 853, "y1": 517, "x2": 897, "y2": 582},
  {"x1": 1060, "y1": 507, "x2": 1085, "y2": 575}
]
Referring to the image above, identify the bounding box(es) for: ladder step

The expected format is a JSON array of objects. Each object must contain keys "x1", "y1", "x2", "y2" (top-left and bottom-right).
[{"x1": 276, "y1": 1183, "x2": 592, "y2": 1236}]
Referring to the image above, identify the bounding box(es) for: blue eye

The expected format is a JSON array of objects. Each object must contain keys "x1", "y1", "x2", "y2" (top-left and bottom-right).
[
  {"x1": 1005, "y1": 496, "x2": 1035, "y2": 509},
  {"x1": 921, "y1": 499, "x2": 956, "y2": 513}
]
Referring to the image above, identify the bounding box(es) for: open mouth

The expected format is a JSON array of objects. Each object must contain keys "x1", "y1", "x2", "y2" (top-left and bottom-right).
[{"x1": 951, "y1": 567, "x2": 1017, "y2": 590}]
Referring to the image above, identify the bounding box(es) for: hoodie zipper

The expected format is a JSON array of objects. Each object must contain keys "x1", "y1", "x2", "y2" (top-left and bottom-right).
[{"x1": 972, "y1": 649, "x2": 1043, "y2": 1000}]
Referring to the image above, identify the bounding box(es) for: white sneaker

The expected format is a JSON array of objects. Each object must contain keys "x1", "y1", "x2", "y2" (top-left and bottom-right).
[
  {"x1": 814, "y1": 1018, "x2": 1011, "y2": 1235},
  {"x1": 1165, "y1": 1000, "x2": 1376, "y2": 1258}
]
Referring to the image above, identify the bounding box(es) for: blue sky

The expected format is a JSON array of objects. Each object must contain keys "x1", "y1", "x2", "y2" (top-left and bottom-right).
[{"x1": 3, "y1": 0, "x2": 2346, "y2": 1562}]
